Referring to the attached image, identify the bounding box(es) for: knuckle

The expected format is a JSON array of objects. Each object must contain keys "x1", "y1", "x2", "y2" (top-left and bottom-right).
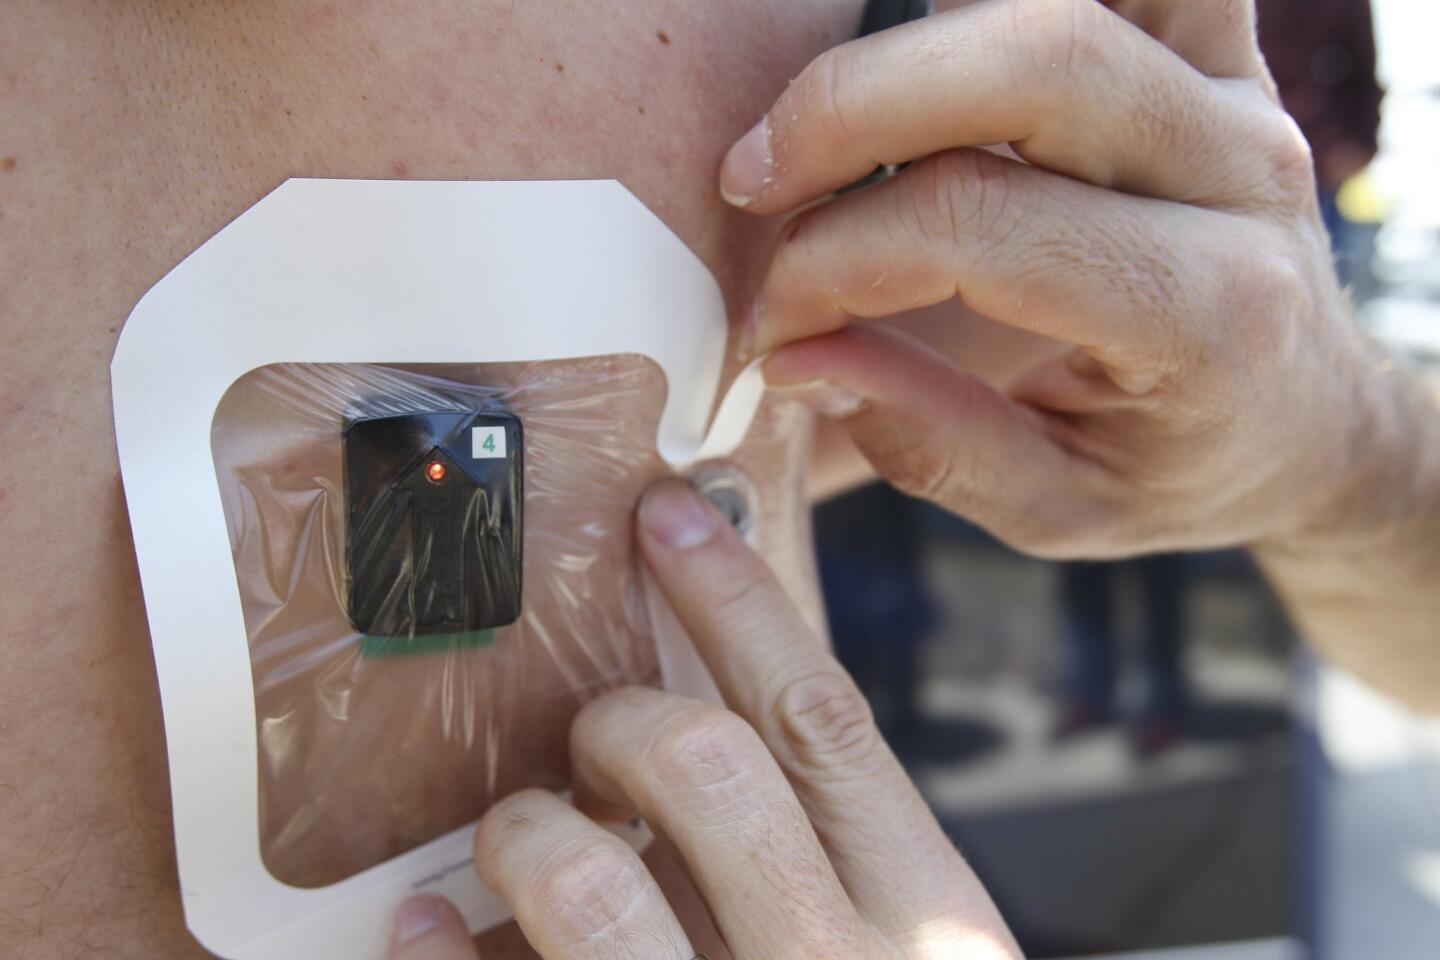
[
  {"x1": 1128, "y1": 73, "x2": 1195, "y2": 154},
  {"x1": 1255, "y1": 113, "x2": 1317, "y2": 205},
  {"x1": 1112, "y1": 248, "x2": 1192, "y2": 376},
  {"x1": 873, "y1": 388, "x2": 999, "y2": 512},
  {"x1": 531, "y1": 840, "x2": 650, "y2": 945},
  {"x1": 1223, "y1": 247, "x2": 1305, "y2": 367},
  {"x1": 792, "y1": 46, "x2": 861, "y2": 154},
  {"x1": 1018, "y1": 228, "x2": 1187, "y2": 378},
  {"x1": 706, "y1": 568, "x2": 783, "y2": 642},
  {"x1": 772, "y1": 669, "x2": 885, "y2": 773},
  {"x1": 898, "y1": 150, "x2": 1019, "y2": 254},
  {"x1": 646, "y1": 707, "x2": 763, "y2": 797},
  {"x1": 1023, "y1": 0, "x2": 1111, "y2": 83},
  {"x1": 889, "y1": 440, "x2": 964, "y2": 505}
]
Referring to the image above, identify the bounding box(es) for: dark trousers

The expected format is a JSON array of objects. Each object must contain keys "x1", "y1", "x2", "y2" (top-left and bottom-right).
[{"x1": 1060, "y1": 554, "x2": 1187, "y2": 719}]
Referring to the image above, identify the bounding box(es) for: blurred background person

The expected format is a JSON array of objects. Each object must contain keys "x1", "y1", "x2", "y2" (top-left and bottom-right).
[
  {"x1": 1054, "y1": 555, "x2": 1190, "y2": 757},
  {"x1": 1257, "y1": 0, "x2": 1384, "y2": 286}
]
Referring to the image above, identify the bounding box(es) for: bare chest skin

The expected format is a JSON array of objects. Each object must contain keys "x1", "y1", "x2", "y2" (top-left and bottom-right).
[{"x1": 0, "y1": 2, "x2": 861, "y2": 955}]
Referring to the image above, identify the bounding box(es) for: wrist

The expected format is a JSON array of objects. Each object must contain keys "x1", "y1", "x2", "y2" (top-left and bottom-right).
[{"x1": 1258, "y1": 339, "x2": 1440, "y2": 563}]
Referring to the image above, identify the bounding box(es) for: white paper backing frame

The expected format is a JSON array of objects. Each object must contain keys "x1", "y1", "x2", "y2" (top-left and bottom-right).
[{"x1": 111, "y1": 179, "x2": 764, "y2": 960}]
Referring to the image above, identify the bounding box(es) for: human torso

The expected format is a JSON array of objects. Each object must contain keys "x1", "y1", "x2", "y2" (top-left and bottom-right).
[{"x1": 0, "y1": 2, "x2": 862, "y2": 955}]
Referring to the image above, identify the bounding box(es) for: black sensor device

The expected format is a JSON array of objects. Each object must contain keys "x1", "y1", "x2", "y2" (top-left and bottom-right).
[
  {"x1": 343, "y1": 408, "x2": 523, "y2": 639},
  {"x1": 858, "y1": 0, "x2": 931, "y2": 36}
]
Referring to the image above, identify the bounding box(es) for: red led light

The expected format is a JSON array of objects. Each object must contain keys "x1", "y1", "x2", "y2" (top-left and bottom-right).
[{"x1": 425, "y1": 460, "x2": 448, "y2": 484}]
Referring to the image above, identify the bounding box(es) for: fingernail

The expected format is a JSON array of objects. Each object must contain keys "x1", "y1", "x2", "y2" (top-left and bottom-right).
[
  {"x1": 720, "y1": 117, "x2": 772, "y2": 207},
  {"x1": 390, "y1": 896, "x2": 454, "y2": 949},
  {"x1": 769, "y1": 380, "x2": 866, "y2": 419},
  {"x1": 639, "y1": 482, "x2": 720, "y2": 550}
]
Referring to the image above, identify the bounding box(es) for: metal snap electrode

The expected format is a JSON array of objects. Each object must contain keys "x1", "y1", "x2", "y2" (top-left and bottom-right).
[{"x1": 688, "y1": 462, "x2": 760, "y2": 543}]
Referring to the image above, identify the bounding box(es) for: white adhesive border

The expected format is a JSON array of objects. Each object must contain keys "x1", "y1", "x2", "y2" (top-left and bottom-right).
[{"x1": 111, "y1": 179, "x2": 763, "y2": 959}]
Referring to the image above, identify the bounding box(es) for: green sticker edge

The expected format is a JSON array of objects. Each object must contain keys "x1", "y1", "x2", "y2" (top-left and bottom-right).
[{"x1": 359, "y1": 628, "x2": 497, "y2": 658}]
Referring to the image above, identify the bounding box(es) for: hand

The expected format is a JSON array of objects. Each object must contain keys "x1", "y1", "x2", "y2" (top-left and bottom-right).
[
  {"x1": 388, "y1": 480, "x2": 1019, "y2": 960},
  {"x1": 723, "y1": 0, "x2": 1400, "y2": 558}
]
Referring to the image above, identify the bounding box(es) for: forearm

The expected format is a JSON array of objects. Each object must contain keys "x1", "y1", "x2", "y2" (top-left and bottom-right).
[{"x1": 1255, "y1": 359, "x2": 1440, "y2": 713}]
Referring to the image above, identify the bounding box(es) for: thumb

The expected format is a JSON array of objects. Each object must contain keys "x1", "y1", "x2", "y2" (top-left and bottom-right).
[
  {"x1": 763, "y1": 324, "x2": 1111, "y2": 557},
  {"x1": 388, "y1": 896, "x2": 481, "y2": 960}
]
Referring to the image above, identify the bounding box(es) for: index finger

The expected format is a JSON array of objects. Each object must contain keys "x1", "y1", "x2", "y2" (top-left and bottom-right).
[
  {"x1": 719, "y1": 0, "x2": 1274, "y2": 214},
  {"x1": 633, "y1": 481, "x2": 1020, "y2": 955},
  {"x1": 388, "y1": 896, "x2": 481, "y2": 960}
]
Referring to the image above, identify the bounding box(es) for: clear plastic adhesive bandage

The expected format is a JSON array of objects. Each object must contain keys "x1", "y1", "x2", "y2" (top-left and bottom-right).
[{"x1": 111, "y1": 179, "x2": 772, "y2": 960}]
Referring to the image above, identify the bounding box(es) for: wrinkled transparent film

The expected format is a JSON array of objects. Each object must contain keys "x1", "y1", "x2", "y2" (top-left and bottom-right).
[{"x1": 210, "y1": 358, "x2": 819, "y2": 888}]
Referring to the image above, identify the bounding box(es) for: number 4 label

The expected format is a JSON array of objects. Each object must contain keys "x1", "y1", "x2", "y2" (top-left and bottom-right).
[{"x1": 471, "y1": 426, "x2": 507, "y2": 460}]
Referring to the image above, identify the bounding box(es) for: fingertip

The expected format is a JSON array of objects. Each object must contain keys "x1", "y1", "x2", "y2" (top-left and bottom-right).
[
  {"x1": 760, "y1": 341, "x2": 814, "y2": 384},
  {"x1": 569, "y1": 695, "x2": 645, "y2": 819},
  {"x1": 767, "y1": 379, "x2": 867, "y2": 419},
  {"x1": 570, "y1": 776, "x2": 640, "y2": 825},
  {"x1": 719, "y1": 117, "x2": 772, "y2": 208},
  {"x1": 637, "y1": 480, "x2": 722, "y2": 551},
  {"x1": 389, "y1": 895, "x2": 477, "y2": 959},
  {"x1": 760, "y1": 326, "x2": 879, "y2": 384},
  {"x1": 761, "y1": 330, "x2": 883, "y2": 405}
]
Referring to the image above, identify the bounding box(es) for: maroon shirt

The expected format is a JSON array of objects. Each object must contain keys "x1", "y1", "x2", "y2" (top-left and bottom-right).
[{"x1": 1256, "y1": 0, "x2": 1384, "y2": 191}]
